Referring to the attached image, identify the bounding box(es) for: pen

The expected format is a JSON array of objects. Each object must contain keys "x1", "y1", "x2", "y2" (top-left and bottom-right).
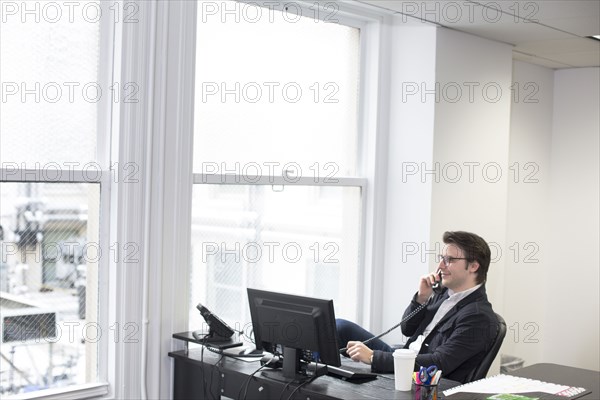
[{"x1": 432, "y1": 370, "x2": 442, "y2": 385}]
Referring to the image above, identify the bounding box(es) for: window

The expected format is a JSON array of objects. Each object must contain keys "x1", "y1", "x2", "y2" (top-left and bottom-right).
[
  {"x1": 189, "y1": 0, "x2": 367, "y2": 332},
  {"x1": 0, "y1": 183, "x2": 100, "y2": 392},
  {"x1": 1, "y1": 1, "x2": 382, "y2": 397},
  {"x1": 0, "y1": 0, "x2": 111, "y2": 395}
]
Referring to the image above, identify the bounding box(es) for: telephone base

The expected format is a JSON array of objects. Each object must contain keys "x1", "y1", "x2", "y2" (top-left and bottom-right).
[
  {"x1": 190, "y1": 330, "x2": 243, "y2": 349},
  {"x1": 192, "y1": 330, "x2": 231, "y2": 342}
]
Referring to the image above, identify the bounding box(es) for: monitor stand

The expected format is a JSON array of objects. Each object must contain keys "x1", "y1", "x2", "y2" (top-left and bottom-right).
[{"x1": 282, "y1": 347, "x2": 327, "y2": 379}]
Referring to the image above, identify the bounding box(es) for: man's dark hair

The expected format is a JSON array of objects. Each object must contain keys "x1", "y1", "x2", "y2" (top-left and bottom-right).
[{"x1": 443, "y1": 231, "x2": 490, "y2": 284}]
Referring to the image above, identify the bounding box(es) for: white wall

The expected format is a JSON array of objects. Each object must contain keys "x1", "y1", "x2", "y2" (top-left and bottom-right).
[
  {"x1": 429, "y1": 28, "x2": 513, "y2": 375},
  {"x1": 379, "y1": 20, "x2": 437, "y2": 342},
  {"x1": 381, "y1": 22, "x2": 599, "y2": 372},
  {"x1": 504, "y1": 60, "x2": 554, "y2": 366},
  {"x1": 380, "y1": 24, "x2": 514, "y2": 348},
  {"x1": 430, "y1": 28, "x2": 513, "y2": 318},
  {"x1": 542, "y1": 68, "x2": 600, "y2": 370},
  {"x1": 504, "y1": 65, "x2": 599, "y2": 371}
]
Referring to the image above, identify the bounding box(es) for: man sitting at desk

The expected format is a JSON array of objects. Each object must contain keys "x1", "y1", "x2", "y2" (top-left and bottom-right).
[{"x1": 337, "y1": 231, "x2": 499, "y2": 383}]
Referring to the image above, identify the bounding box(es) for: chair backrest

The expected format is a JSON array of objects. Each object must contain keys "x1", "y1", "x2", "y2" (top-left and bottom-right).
[{"x1": 464, "y1": 313, "x2": 507, "y2": 383}]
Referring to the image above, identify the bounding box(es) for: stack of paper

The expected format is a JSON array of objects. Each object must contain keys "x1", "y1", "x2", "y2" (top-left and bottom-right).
[{"x1": 443, "y1": 374, "x2": 587, "y2": 398}]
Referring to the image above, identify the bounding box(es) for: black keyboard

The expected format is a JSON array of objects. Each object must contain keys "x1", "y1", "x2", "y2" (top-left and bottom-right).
[{"x1": 326, "y1": 365, "x2": 378, "y2": 382}]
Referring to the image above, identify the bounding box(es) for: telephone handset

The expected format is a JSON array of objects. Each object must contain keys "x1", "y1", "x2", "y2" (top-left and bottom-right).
[{"x1": 431, "y1": 270, "x2": 443, "y2": 294}]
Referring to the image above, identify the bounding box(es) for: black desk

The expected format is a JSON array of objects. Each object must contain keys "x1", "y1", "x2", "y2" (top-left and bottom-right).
[
  {"x1": 508, "y1": 363, "x2": 599, "y2": 399},
  {"x1": 169, "y1": 342, "x2": 460, "y2": 399},
  {"x1": 169, "y1": 332, "x2": 599, "y2": 400},
  {"x1": 443, "y1": 363, "x2": 599, "y2": 399}
]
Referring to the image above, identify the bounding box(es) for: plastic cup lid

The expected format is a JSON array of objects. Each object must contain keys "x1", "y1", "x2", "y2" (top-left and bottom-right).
[{"x1": 393, "y1": 349, "x2": 417, "y2": 358}]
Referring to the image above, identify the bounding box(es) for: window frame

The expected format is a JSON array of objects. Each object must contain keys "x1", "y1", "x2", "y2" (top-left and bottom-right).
[
  {"x1": 189, "y1": 0, "x2": 385, "y2": 330},
  {"x1": 160, "y1": 1, "x2": 390, "y2": 397},
  {"x1": 0, "y1": 0, "x2": 117, "y2": 398},
  {"x1": 1, "y1": 1, "x2": 390, "y2": 398},
  {"x1": 142, "y1": 1, "x2": 389, "y2": 398}
]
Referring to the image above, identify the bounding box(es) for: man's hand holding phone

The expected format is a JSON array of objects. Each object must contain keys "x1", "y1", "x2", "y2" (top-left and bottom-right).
[{"x1": 417, "y1": 270, "x2": 442, "y2": 304}]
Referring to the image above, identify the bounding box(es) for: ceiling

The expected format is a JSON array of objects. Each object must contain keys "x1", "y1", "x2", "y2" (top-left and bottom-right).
[{"x1": 358, "y1": 0, "x2": 600, "y2": 68}]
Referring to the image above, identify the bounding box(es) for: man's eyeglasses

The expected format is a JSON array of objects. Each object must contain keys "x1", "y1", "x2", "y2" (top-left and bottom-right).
[{"x1": 438, "y1": 255, "x2": 469, "y2": 266}]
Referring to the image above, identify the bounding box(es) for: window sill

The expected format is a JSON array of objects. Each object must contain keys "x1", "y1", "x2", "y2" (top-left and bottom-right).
[{"x1": 4, "y1": 383, "x2": 109, "y2": 400}]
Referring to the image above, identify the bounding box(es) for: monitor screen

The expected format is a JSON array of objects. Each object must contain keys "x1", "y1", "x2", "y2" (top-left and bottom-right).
[{"x1": 247, "y1": 288, "x2": 341, "y2": 378}]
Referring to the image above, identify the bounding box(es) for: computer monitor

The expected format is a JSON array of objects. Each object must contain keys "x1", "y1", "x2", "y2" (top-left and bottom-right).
[{"x1": 247, "y1": 288, "x2": 341, "y2": 378}]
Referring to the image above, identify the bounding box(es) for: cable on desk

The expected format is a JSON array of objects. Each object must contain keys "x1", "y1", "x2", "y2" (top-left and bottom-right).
[
  {"x1": 277, "y1": 360, "x2": 323, "y2": 400},
  {"x1": 196, "y1": 335, "x2": 266, "y2": 399},
  {"x1": 241, "y1": 327, "x2": 256, "y2": 344},
  {"x1": 278, "y1": 371, "x2": 318, "y2": 400},
  {"x1": 195, "y1": 334, "x2": 218, "y2": 400},
  {"x1": 278, "y1": 378, "x2": 298, "y2": 400},
  {"x1": 205, "y1": 345, "x2": 224, "y2": 355},
  {"x1": 197, "y1": 338, "x2": 238, "y2": 400},
  {"x1": 208, "y1": 354, "x2": 225, "y2": 400},
  {"x1": 238, "y1": 355, "x2": 278, "y2": 400},
  {"x1": 204, "y1": 343, "x2": 264, "y2": 360},
  {"x1": 200, "y1": 342, "x2": 210, "y2": 400},
  {"x1": 285, "y1": 374, "x2": 320, "y2": 400}
]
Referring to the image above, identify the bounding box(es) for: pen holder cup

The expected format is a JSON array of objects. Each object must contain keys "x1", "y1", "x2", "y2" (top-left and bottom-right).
[{"x1": 414, "y1": 383, "x2": 438, "y2": 400}]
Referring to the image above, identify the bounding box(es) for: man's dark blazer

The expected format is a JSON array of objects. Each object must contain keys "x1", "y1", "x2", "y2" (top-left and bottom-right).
[{"x1": 370, "y1": 285, "x2": 498, "y2": 383}]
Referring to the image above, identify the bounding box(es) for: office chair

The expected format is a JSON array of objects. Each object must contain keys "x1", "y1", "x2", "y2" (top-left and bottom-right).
[{"x1": 464, "y1": 313, "x2": 507, "y2": 383}]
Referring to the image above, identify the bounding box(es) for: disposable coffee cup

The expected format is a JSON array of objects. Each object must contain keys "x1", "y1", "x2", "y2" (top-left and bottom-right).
[{"x1": 392, "y1": 349, "x2": 417, "y2": 391}]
